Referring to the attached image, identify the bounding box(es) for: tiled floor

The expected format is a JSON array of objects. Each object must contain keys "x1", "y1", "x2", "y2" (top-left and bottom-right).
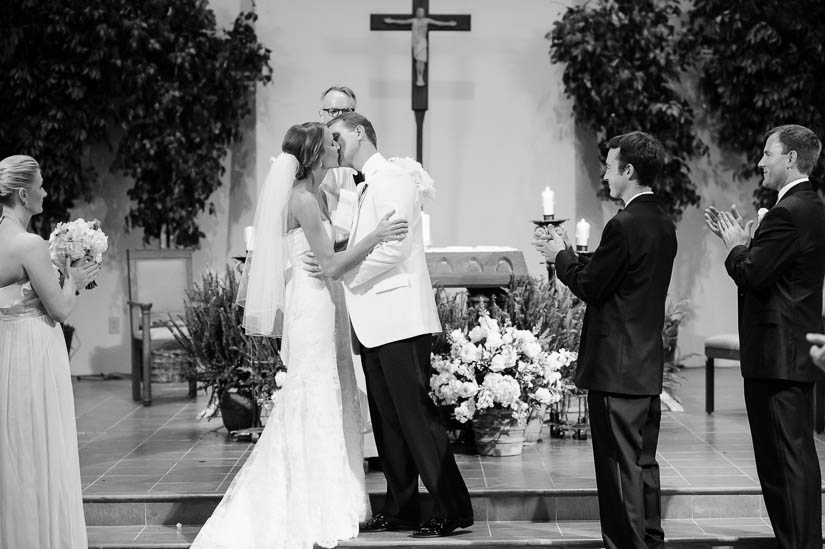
[
  {"x1": 75, "y1": 366, "x2": 825, "y2": 496},
  {"x1": 76, "y1": 366, "x2": 825, "y2": 547},
  {"x1": 86, "y1": 517, "x2": 782, "y2": 547}
]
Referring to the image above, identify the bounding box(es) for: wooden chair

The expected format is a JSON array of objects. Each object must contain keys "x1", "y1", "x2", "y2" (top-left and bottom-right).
[
  {"x1": 704, "y1": 333, "x2": 825, "y2": 432},
  {"x1": 126, "y1": 249, "x2": 195, "y2": 406}
]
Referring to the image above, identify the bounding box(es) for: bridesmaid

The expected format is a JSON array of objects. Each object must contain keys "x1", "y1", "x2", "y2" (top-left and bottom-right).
[{"x1": 0, "y1": 155, "x2": 99, "y2": 548}]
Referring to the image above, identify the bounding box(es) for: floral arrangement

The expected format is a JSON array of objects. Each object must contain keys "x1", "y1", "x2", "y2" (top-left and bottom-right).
[
  {"x1": 388, "y1": 156, "x2": 435, "y2": 208},
  {"x1": 48, "y1": 218, "x2": 108, "y2": 289},
  {"x1": 430, "y1": 311, "x2": 576, "y2": 425}
]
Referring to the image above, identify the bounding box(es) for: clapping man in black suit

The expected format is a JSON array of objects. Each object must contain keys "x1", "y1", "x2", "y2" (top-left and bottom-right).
[
  {"x1": 705, "y1": 124, "x2": 825, "y2": 548},
  {"x1": 536, "y1": 131, "x2": 677, "y2": 549}
]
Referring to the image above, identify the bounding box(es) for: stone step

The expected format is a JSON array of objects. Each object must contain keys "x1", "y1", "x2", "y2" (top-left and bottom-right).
[
  {"x1": 82, "y1": 486, "x2": 798, "y2": 527},
  {"x1": 87, "y1": 519, "x2": 789, "y2": 548}
]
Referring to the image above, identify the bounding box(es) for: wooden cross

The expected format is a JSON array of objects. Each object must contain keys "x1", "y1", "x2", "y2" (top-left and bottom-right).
[{"x1": 370, "y1": 0, "x2": 471, "y2": 164}]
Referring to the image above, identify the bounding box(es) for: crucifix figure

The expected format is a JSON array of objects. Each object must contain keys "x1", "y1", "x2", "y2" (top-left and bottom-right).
[{"x1": 371, "y1": 0, "x2": 471, "y2": 164}]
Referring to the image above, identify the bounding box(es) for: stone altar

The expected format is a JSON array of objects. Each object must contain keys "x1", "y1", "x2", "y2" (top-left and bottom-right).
[{"x1": 425, "y1": 246, "x2": 528, "y2": 289}]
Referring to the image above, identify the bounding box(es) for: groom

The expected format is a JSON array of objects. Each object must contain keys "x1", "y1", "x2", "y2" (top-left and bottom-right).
[{"x1": 325, "y1": 112, "x2": 473, "y2": 538}]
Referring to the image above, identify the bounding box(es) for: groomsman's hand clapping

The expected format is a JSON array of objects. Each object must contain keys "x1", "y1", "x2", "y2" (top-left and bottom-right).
[
  {"x1": 704, "y1": 205, "x2": 752, "y2": 250},
  {"x1": 806, "y1": 333, "x2": 825, "y2": 371}
]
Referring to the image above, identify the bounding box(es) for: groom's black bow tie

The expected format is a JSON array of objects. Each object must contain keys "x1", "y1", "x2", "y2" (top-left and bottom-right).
[{"x1": 353, "y1": 171, "x2": 365, "y2": 185}]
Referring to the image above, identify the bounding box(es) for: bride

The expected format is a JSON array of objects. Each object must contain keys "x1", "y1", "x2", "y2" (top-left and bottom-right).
[{"x1": 191, "y1": 122, "x2": 408, "y2": 549}]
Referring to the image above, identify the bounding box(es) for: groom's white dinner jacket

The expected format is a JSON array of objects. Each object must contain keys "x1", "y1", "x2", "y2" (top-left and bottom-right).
[{"x1": 342, "y1": 152, "x2": 442, "y2": 348}]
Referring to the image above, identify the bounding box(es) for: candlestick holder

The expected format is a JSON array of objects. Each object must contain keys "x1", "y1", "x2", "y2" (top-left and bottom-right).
[
  {"x1": 575, "y1": 244, "x2": 594, "y2": 261},
  {"x1": 531, "y1": 216, "x2": 569, "y2": 234},
  {"x1": 531, "y1": 217, "x2": 569, "y2": 281}
]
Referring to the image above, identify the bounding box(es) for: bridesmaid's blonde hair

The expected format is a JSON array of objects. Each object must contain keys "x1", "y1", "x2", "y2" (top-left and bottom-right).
[{"x1": 0, "y1": 155, "x2": 40, "y2": 205}]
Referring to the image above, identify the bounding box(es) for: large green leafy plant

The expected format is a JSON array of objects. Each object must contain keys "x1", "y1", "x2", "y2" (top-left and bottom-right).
[
  {"x1": 114, "y1": 1, "x2": 272, "y2": 246},
  {"x1": 0, "y1": 0, "x2": 115, "y2": 235},
  {"x1": 680, "y1": 0, "x2": 825, "y2": 208},
  {"x1": 0, "y1": 0, "x2": 271, "y2": 243},
  {"x1": 547, "y1": 0, "x2": 706, "y2": 221},
  {"x1": 547, "y1": 0, "x2": 825, "y2": 214}
]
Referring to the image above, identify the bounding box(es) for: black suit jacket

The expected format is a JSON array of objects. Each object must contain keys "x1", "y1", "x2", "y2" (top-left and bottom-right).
[
  {"x1": 556, "y1": 194, "x2": 677, "y2": 396},
  {"x1": 725, "y1": 181, "x2": 825, "y2": 382}
]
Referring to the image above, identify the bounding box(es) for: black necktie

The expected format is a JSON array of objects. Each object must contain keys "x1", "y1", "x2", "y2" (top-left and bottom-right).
[
  {"x1": 353, "y1": 172, "x2": 365, "y2": 185},
  {"x1": 358, "y1": 183, "x2": 369, "y2": 205}
]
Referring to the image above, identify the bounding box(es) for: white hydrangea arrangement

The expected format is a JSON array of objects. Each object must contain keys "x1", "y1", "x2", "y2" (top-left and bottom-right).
[
  {"x1": 430, "y1": 312, "x2": 576, "y2": 425},
  {"x1": 48, "y1": 218, "x2": 108, "y2": 289},
  {"x1": 388, "y1": 156, "x2": 435, "y2": 208}
]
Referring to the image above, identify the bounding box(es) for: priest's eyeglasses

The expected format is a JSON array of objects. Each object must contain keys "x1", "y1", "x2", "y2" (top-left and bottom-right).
[{"x1": 320, "y1": 107, "x2": 355, "y2": 117}]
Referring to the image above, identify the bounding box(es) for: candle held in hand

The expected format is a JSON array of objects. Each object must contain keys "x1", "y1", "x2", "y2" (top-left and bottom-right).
[
  {"x1": 541, "y1": 187, "x2": 555, "y2": 216},
  {"x1": 575, "y1": 218, "x2": 591, "y2": 249},
  {"x1": 244, "y1": 226, "x2": 255, "y2": 251}
]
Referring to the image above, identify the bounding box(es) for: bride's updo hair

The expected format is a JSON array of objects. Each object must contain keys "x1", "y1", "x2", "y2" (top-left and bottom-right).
[
  {"x1": 0, "y1": 155, "x2": 40, "y2": 206},
  {"x1": 282, "y1": 122, "x2": 326, "y2": 180}
]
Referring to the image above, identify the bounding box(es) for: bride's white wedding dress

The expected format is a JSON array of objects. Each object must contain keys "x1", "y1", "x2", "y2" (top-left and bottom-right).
[{"x1": 192, "y1": 222, "x2": 370, "y2": 549}]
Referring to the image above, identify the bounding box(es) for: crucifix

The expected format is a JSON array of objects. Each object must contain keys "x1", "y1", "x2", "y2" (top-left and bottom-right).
[{"x1": 370, "y1": 0, "x2": 471, "y2": 164}]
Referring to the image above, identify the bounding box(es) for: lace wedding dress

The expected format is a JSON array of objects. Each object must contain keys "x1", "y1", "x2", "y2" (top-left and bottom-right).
[
  {"x1": 0, "y1": 279, "x2": 88, "y2": 548},
  {"x1": 192, "y1": 222, "x2": 369, "y2": 549}
]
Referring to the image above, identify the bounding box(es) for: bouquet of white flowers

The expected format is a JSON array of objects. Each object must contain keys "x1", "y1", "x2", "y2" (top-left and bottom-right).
[
  {"x1": 430, "y1": 311, "x2": 575, "y2": 425},
  {"x1": 48, "y1": 218, "x2": 108, "y2": 289},
  {"x1": 388, "y1": 156, "x2": 435, "y2": 208}
]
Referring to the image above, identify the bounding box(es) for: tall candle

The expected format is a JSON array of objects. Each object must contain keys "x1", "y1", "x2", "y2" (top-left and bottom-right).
[
  {"x1": 541, "y1": 187, "x2": 555, "y2": 216},
  {"x1": 421, "y1": 213, "x2": 432, "y2": 247},
  {"x1": 575, "y1": 218, "x2": 591, "y2": 248},
  {"x1": 244, "y1": 225, "x2": 255, "y2": 251}
]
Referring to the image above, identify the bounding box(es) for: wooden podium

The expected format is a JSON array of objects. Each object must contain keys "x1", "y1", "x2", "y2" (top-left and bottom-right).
[{"x1": 425, "y1": 246, "x2": 528, "y2": 290}]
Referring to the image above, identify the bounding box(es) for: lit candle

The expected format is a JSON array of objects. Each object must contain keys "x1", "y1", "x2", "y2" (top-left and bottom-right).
[
  {"x1": 575, "y1": 218, "x2": 591, "y2": 250},
  {"x1": 421, "y1": 213, "x2": 432, "y2": 247},
  {"x1": 244, "y1": 225, "x2": 255, "y2": 251},
  {"x1": 541, "y1": 187, "x2": 555, "y2": 217}
]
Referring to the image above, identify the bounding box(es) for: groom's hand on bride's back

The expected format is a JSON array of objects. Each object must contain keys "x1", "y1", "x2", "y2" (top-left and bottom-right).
[{"x1": 302, "y1": 252, "x2": 326, "y2": 279}]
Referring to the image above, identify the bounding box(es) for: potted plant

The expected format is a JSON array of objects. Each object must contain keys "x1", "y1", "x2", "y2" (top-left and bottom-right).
[
  {"x1": 169, "y1": 266, "x2": 284, "y2": 432},
  {"x1": 660, "y1": 297, "x2": 691, "y2": 411}
]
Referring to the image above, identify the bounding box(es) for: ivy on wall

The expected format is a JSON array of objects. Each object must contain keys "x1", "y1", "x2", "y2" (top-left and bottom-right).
[
  {"x1": 0, "y1": 0, "x2": 116, "y2": 235},
  {"x1": 681, "y1": 0, "x2": 825, "y2": 207},
  {"x1": 548, "y1": 0, "x2": 825, "y2": 215},
  {"x1": 548, "y1": 0, "x2": 706, "y2": 221},
  {"x1": 0, "y1": 0, "x2": 271, "y2": 245}
]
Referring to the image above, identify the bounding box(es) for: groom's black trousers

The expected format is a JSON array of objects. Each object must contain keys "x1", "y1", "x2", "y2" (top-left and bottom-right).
[{"x1": 359, "y1": 333, "x2": 473, "y2": 522}]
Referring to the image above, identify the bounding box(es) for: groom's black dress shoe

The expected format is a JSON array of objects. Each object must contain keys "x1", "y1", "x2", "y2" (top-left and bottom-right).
[
  {"x1": 411, "y1": 517, "x2": 473, "y2": 537},
  {"x1": 359, "y1": 514, "x2": 417, "y2": 532}
]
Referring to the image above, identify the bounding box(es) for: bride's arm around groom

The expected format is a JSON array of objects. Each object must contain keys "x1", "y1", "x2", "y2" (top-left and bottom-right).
[{"x1": 342, "y1": 161, "x2": 418, "y2": 290}]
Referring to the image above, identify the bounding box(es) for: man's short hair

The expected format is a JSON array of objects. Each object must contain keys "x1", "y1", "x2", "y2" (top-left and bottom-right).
[
  {"x1": 320, "y1": 85, "x2": 357, "y2": 104},
  {"x1": 766, "y1": 124, "x2": 822, "y2": 176},
  {"x1": 607, "y1": 131, "x2": 665, "y2": 188},
  {"x1": 327, "y1": 112, "x2": 378, "y2": 148}
]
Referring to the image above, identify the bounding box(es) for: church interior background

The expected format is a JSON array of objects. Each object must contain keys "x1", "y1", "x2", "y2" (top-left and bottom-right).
[
  {"x1": 64, "y1": 0, "x2": 751, "y2": 377},
  {"x1": 7, "y1": 0, "x2": 823, "y2": 547}
]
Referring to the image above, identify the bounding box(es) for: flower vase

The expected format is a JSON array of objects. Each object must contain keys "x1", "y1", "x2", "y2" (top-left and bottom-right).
[
  {"x1": 219, "y1": 391, "x2": 255, "y2": 433},
  {"x1": 523, "y1": 405, "x2": 547, "y2": 445},
  {"x1": 472, "y1": 408, "x2": 525, "y2": 456}
]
